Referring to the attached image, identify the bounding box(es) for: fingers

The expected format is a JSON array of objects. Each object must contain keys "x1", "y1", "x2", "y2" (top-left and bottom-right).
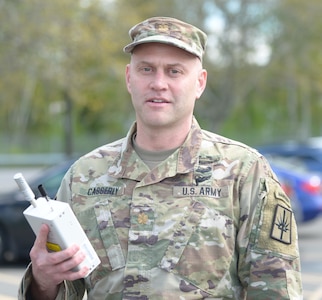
[
  {"x1": 31, "y1": 224, "x2": 80, "y2": 264},
  {"x1": 52, "y1": 246, "x2": 84, "y2": 271},
  {"x1": 41, "y1": 248, "x2": 88, "y2": 281},
  {"x1": 31, "y1": 244, "x2": 88, "y2": 285},
  {"x1": 46, "y1": 244, "x2": 81, "y2": 265},
  {"x1": 28, "y1": 247, "x2": 88, "y2": 300},
  {"x1": 30, "y1": 223, "x2": 88, "y2": 283},
  {"x1": 27, "y1": 223, "x2": 89, "y2": 299}
]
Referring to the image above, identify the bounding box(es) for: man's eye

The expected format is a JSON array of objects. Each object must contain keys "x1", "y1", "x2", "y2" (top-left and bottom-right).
[
  {"x1": 169, "y1": 69, "x2": 181, "y2": 75},
  {"x1": 142, "y1": 67, "x2": 152, "y2": 72}
]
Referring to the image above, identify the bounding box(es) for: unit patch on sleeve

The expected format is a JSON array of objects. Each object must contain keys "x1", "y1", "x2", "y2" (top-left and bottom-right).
[
  {"x1": 270, "y1": 204, "x2": 292, "y2": 244},
  {"x1": 255, "y1": 178, "x2": 299, "y2": 256}
]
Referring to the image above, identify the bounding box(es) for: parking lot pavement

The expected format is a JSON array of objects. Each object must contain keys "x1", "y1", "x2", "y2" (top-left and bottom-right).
[
  {"x1": 298, "y1": 216, "x2": 322, "y2": 300},
  {"x1": 0, "y1": 262, "x2": 27, "y2": 299}
]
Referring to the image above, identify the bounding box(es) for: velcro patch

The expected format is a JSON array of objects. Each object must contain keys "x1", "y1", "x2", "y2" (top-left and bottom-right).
[
  {"x1": 270, "y1": 204, "x2": 292, "y2": 244},
  {"x1": 173, "y1": 185, "x2": 229, "y2": 198},
  {"x1": 256, "y1": 178, "x2": 298, "y2": 257}
]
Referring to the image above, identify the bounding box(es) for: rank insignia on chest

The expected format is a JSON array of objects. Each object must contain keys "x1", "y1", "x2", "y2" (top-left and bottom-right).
[
  {"x1": 270, "y1": 204, "x2": 292, "y2": 244},
  {"x1": 138, "y1": 212, "x2": 148, "y2": 225}
]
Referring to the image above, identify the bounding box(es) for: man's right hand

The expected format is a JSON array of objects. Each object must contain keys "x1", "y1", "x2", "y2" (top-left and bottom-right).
[{"x1": 28, "y1": 224, "x2": 89, "y2": 300}]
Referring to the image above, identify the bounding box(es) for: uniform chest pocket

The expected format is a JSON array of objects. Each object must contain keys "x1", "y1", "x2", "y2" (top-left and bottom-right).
[
  {"x1": 159, "y1": 199, "x2": 236, "y2": 295},
  {"x1": 75, "y1": 201, "x2": 126, "y2": 282}
]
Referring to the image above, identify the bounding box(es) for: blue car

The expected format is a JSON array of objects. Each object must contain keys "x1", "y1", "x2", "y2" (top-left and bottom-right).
[
  {"x1": 264, "y1": 155, "x2": 322, "y2": 223},
  {"x1": 258, "y1": 138, "x2": 322, "y2": 173}
]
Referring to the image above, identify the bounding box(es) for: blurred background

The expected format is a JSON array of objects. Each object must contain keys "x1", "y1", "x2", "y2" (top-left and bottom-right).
[
  {"x1": 1, "y1": 0, "x2": 321, "y2": 160},
  {"x1": 1, "y1": 0, "x2": 322, "y2": 299}
]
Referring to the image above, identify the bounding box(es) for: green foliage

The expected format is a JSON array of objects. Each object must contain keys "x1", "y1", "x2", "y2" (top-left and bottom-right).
[{"x1": 0, "y1": 0, "x2": 321, "y2": 155}]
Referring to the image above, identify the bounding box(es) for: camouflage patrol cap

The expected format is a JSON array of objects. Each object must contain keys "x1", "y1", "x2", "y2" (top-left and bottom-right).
[{"x1": 123, "y1": 17, "x2": 207, "y2": 60}]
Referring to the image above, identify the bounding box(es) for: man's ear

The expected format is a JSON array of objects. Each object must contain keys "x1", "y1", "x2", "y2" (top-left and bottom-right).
[
  {"x1": 125, "y1": 64, "x2": 131, "y2": 93},
  {"x1": 196, "y1": 69, "x2": 207, "y2": 99}
]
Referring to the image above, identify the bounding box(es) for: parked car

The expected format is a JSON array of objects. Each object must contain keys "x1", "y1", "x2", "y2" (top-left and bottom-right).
[
  {"x1": 258, "y1": 137, "x2": 322, "y2": 173},
  {"x1": 0, "y1": 159, "x2": 74, "y2": 262},
  {"x1": 264, "y1": 155, "x2": 322, "y2": 223}
]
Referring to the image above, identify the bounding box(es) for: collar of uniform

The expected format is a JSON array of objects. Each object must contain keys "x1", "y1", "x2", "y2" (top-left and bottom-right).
[
  {"x1": 176, "y1": 116, "x2": 203, "y2": 173},
  {"x1": 111, "y1": 122, "x2": 149, "y2": 180},
  {"x1": 110, "y1": 117, "x2": 203, "y2": 178}
]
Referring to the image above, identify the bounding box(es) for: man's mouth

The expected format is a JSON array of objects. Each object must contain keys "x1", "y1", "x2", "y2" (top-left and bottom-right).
[{"x1": 149, "y1": 99, "x2": 168, "y2": 103}]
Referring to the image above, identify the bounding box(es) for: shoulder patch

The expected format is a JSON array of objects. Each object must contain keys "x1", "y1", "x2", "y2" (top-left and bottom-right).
[
  {"x1": 270, "y1": 204, "x2": 292, "y2": 244},
  {"x1": 255, "y1": 178, "x2": 299, "y2": 257}
]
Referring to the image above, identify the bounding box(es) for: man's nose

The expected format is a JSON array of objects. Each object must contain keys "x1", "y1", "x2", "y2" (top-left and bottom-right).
[{"x1": 149, "y1": 71, "x2": 167, "y2": 90}]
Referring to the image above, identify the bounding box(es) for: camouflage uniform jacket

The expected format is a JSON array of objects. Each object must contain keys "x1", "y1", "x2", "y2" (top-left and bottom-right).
[{"x1": 18, "y1": 117, "x2": 302, "y2": 299}]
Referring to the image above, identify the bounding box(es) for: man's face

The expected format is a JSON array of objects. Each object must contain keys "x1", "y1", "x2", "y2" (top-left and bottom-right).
[{"x1": 125, "y1": 43, "x2": 207, "y2": 131}]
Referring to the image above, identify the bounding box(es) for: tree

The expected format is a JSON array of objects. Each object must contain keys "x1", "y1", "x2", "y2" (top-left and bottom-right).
[{"x1": 1, "y1": 0, "x2": 322, "y2": 155}]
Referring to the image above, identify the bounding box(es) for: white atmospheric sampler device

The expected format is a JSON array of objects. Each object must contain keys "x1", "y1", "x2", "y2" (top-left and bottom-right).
[{"x1": 13, "y1": 173, "x2": 100, "y2": 277}]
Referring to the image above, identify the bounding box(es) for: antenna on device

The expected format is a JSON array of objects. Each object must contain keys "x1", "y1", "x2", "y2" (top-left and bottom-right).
[
  {"x1": 38, "y1": 184, "x2": 49, "y2": 200},
  {"x1": 38, "y1": 184, "x2": 54, "y2": 211},
  {"x1": 13, "y1": 173, "x2": 37, "y2": 208}
]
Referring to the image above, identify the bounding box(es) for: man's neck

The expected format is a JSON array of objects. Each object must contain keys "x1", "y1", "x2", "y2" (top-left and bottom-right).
[{"x1": 135, "y1": 121, "x2": 191, "y2": 151}]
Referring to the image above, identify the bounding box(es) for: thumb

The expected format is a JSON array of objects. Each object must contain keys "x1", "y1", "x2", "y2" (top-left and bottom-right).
[{"x1": 34, "y1": 223, "x2": 50, "y2": 250}]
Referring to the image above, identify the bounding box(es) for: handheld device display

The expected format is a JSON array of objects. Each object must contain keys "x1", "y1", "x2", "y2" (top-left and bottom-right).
[{"x1": 13, "y1": 173, "x2": 100, "y2": 277}]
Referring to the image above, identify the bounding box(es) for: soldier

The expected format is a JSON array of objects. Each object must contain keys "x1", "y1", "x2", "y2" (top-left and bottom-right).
[{"x1": 18, "y1": 17, "x2": 303, "y2": 299}]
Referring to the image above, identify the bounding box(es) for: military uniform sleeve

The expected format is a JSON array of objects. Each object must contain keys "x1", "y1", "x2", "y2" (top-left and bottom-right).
[
  {"x1": 56, "y1": 167, "x2": 73, "y2": 204},
  {"x1": 237, "y1": 155, "x2": 303, "y2": 299},
  {"x1": 17, "y1": 263, "x2": 85, "y2": 300}
]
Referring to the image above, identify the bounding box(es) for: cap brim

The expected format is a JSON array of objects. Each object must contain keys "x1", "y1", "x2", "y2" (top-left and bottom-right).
[{"x1": 123, "y1": 35, "x2": 201, "y2": 59}]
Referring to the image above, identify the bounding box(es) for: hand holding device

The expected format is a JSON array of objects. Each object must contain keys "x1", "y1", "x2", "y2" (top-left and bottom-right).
[{"x1": 13, "y1": 173, "x2": 100, "y2": 277}]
